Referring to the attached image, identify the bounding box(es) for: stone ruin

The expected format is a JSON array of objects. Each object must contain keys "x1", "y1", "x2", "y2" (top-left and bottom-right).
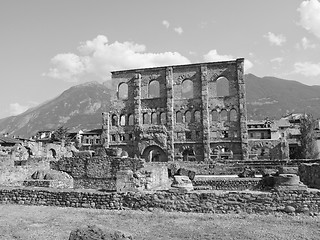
[
  {"x1": 18, "y1": 146, "x2": 197, "y2": 193},
  {"x1": 102, "y1": 59, "x2": 248, "y2": 163},
  {"x1": 261, "y1": 166, "x2": 307, "y2": 191},
  {"x1": 23, "y1": 169, "x2": 74, "y2": 189}
]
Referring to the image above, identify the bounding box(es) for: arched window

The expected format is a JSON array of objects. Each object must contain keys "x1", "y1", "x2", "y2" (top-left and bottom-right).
[
  {"x1": 120, "y1": 115, "x2": 126, "y2": 126},
  {"x1": 160, "y1": 112, "x2": 166, "y2": 125},
  {"x1": 148, "y1": 80, "x2": 160, "y2": 98},
  {"x1": 111, "y1": 114, "x2": 118, "y2": 126},
  {"x1": 151, "y1": 112, "x2": 158, "y2": 124},
  {"x1": 230, "y1": 109, "x2": 237, "y2": 122},
  {"x1": 216, "y1": 77, "x2": 229, "y2": 97},
  {"x1": 185, "y1": 111, "x2": 192, "y2": 123},
  {"x1": 176, "y1": 111, "x2": 183, "y2": 123},
  {"x1": 128, "y1": 114, "x2": 134, "y2": 125},
  {"x1": 220, "y1": 110, "x2": 228, "y2": 122},
  {"x1": 211, "y1": 110, "x2": 218, "y2": 122},
  {"x1": 118, "y1": 83, "x2": 128, "y2": 100},
  {"x1": 181, "y1": 79, "x2": 193, "y2": 99},
  {"x1": 194, "y1": 111, "x2": 201, "y2": 122},
  {"x1": 143, "y1": 113, "x2": 150, "y2": 124}
]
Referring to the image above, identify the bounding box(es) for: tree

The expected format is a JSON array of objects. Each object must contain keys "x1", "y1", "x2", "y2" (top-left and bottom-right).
[
  {"x1": 51, "y1": 126, "x2": 71, "y2": 145},
  {"x1": 299, "y1": 114, "x2": 319, "y2": 159}
]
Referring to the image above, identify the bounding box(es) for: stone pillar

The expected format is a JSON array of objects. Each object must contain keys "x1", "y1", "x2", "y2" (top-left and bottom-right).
[
  {"x1": 201, "y1": 65, "x2": 210, "y2": 162},
  {"x1": 133, "y1": 73, "x2": 142, "y2": 125},
  {"x1": 101, "y1": 112, "x2": 110, "y2": 147},
  {"x1": 166, "y1": 67, "x2": 175, "y2": 162},
  {"x1": 133, "y1": 73, "x2": 142, "y2": 156},
  {"x1": 236, "y1": 58, "x2": 248, "y2": 160}
]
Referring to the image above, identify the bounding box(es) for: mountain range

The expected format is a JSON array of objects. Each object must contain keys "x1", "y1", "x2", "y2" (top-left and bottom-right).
[{"x1": 1, "y1": 74, "x2": 320, "y2": 138}]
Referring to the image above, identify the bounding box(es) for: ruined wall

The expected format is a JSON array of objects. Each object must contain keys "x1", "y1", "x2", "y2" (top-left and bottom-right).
[
  {"x1": 193, "y1": 177, "x2": 261, "y2": 191},
  {"x1": 299, "y1": 163, "x2": 320, "y2": 189},
  {"x1": 50, "y1": 156, "x2": 145, "y2": 190},
  {"x1": 103, "y1": 59, "x2": 248, "y2": 162},
  {"x1": 248, "y1": 139, "x2": 289, "y2": 160},
  {"x1": 0, "y1": 187, "x2": 320, "y2": 214}
]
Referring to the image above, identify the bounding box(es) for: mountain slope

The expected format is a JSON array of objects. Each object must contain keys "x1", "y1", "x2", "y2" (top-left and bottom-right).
[
  {"x1": 245, "y1": 74, "x2": 320, "y2": 119},
  {"x1": 0, "y1": 74, "x2": 320, "y2": 138},
  {"x1": 0, "y1": 82, "x2": 111, "y2": 137}
]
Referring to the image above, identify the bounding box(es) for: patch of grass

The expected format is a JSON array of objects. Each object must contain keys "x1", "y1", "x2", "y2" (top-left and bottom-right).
[{"x1": 0, "y1": 204, "x2": 320, "y2": 239}]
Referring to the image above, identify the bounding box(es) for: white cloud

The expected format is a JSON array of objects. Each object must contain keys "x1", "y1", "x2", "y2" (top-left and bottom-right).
[
  {"x1": 301, "y1": 37, "x2": 317, "y2": 49},
  {"x1": 174, "y1": 27, "x2": 183, "y2": 35},
  {"x1": 203, "y1": 50, "x2": 233, "y2": 62},
  {"x1": 9, "y1": 103, "x2": 29, "y2": 116},
  {"x1": 45, "y1": 53, "x2": 87, "y2": 82},
  {"x1": 203, "y1": 49, "x2": 253, "y2": 71},
  {"x1": 162, "y1": 20, "x2": 170, "y2": 28},
  {"x1": 298, "y1": 0, "x2": 320, "y2": 38},
  {"x1": 45, "y1": 35, "x2": 190, "y2": 82},
  {"x1": 294, "y1": 62, "x2": 320, "y2": 76},
  {"x1": 270, "y1": 57, "x2": 284, "y2": 63},
  {"x1": 264, "y1": 32, "x2": 286, "y2": 46}
]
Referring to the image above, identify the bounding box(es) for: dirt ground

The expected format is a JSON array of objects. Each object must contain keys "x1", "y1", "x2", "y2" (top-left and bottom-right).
[{"x1": 0, "y1": 204, "x2": 320, "y2": 240}]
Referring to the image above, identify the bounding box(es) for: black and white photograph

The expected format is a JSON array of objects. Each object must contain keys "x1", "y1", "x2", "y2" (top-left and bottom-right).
[{"x1": 0, "y1": 0, "x2": 320, "y2": 239}]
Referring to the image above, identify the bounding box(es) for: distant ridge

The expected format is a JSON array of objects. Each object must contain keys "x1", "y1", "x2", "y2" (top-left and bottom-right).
[
  {"x1": 0, "y1": 74, "x2": 320, "y2": 138},
  {"x1": 0, "y1": 81, "x2": 112, "y2": 137}
]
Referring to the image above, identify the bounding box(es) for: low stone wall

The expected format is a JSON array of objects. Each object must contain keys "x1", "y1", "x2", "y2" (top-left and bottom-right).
[
  {"x1": 176, "y1": 161, "x2": 282, "y2": 175},
  {"x1": 193, "y1": 177, "x2": 262, "y2": 191},
  {"x1": 0, "y1": 187, "x2": 320, "y2": 214},
  {"x1": 23, "y1": 179, "x2": 73, "y2": 189}
]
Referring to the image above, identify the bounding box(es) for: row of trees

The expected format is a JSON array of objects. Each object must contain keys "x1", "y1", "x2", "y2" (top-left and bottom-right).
[
  {"x1": 298, "y1": 114, "x2": 319, "y2": 159},
  {"x1": 51, "y1": 126, "x2": 72, "y2": 145}
]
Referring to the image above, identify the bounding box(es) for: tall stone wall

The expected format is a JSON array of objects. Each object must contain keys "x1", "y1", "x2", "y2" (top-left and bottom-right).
[{"x1": 104, "y1": 59, "x2": 248, "y2": 162}]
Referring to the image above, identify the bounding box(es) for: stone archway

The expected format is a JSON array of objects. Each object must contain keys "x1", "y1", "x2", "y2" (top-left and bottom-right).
[{"x1": 142, "y1": 145, "x2": 167, "y2": 162}]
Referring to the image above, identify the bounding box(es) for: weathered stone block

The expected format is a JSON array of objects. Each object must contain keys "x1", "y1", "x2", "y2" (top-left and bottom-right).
[{"x1": 171, "y1": 176, "x2": 193, "y2": 191}]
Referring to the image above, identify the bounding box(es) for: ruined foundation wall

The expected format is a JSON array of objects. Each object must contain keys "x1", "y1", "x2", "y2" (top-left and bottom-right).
[
  {"x1": 299, "y1": 163, "x2": 320, "y2": 189},
  {"x1": 248, "y1": 139, "x2": 288, "y2": 160},
  {"x1": 0, "y1": 187, "x2": 320, "y2": 214},
  {"x1": 50, "y1": 156, "x2": 145, "y2": 190}
]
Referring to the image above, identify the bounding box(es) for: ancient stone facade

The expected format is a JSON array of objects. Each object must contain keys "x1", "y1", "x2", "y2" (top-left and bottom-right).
[{"x1": 102, "y1": 59, "x2": 248, "y2": 162}]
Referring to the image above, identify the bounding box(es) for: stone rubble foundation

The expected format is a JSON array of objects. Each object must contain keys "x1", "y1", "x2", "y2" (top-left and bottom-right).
[{"x1": 0, "y1": 187, "x2": 320, "y2": 214}]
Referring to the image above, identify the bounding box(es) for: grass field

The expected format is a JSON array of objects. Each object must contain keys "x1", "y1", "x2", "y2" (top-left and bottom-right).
[{"x1": 0, "y1": 204, "x2": 320, "y2": 239}]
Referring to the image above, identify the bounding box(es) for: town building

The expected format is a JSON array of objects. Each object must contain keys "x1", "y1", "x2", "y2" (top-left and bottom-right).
[{"x1": 79, "y1": 129, "x2": 103, "y2": 150}]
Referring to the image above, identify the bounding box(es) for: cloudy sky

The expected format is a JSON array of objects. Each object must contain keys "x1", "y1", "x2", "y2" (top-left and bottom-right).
[{"x1": 0, "y1": 0, "x2": 319, "y2": 118}]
